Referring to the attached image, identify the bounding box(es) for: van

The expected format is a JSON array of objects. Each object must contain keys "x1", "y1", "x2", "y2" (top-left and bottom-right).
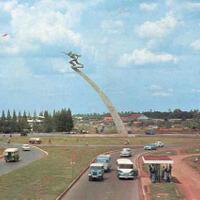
[
  {"x1": 3, "y1": 148, "x2": 20, "y2": 162},
  {"x1": 116, "y1": 158, "x2": 138, "y2": 179},
  {"x1": 95, "y1": 154, "x2": 112, "y2": 172},
  {"x1": 88, "y1": 163, "x2": 104, "y2": 181}
]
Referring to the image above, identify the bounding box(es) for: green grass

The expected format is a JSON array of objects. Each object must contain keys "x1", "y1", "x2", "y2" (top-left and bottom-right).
[
  {"x1": 0, "y1": 146, "x2": 119, "y2": 200},
  {"x1": 150, "y1": 150, "x2": 177, "y2": 156},
  {"x1": 185, "y1": 147, "x2": 200, "y2": 154},
  {"x1": 151, "y1": 183, "x2": 183, "y2": 200},
  {"x1": 1, "y1": 135, "x2": 200, "y2": 146}
]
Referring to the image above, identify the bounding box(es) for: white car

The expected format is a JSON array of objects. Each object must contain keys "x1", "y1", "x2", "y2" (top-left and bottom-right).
[
  {"x1": 120, "y1": 148, "x2": 132, "y2": 157},
  {"x1": 22, "y1": 144, "x2": 31, "y2": 151},
  {"x1": 154, "y1": 141, "x2": 164, "y2": 147}
]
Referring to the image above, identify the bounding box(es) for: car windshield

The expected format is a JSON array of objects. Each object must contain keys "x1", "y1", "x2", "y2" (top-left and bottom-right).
[
  {"x1": 118, "y1": 164, "x2": 133, "y2": 169},
  {"x1": 90, "y1": 166, "x2": 103, "y2": 170},
  {"x1": 96, "y1": 157, "x2": 108, "y2": 163}
]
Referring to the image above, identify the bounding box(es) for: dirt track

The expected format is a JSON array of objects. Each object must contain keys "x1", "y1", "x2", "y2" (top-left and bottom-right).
[{"x1": 170, "y1": 153, "x2": 200, "y2": 200}]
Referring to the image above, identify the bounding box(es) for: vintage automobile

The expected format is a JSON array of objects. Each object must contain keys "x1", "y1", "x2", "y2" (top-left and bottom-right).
[
  {"x1": 88, "y1": 163, "x2": 104, "y2": 181},
  {"x1": 29, "y1": 138, "x2": 42, "y2": 144},
  {"x1": 116, "y1": 158, "x2": 138, "y2": 179},
  {"x1": 95, "y1": 154, "x2": 112, "y2": 172},
  {"x1": 144, "y1": 143, "x2": 157, "y2": 150},
  {"x1": 154, "y1": 141, "x2": 164, "y2": 148},
  {"x1": 145, "y1": 129, "x2": 156, "y2": 135},
  {"x1": 120, "y1": 148, "x2": 132, "y2": 157},
  {"x1": 22, "y1": 144, "x2": 31, "y2": 151},
  {"x1": 3, "y1": 148, "x2": 20, "y2": 162}
]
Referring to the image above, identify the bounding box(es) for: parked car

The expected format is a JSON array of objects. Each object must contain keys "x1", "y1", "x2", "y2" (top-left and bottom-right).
[
  {"x1": 95, "y1": 154, "x2": 112, "y2": 172},
  {"x1": 3, "y1": 148, "x2": 20, "y2": 162},
  {"x1": 145, "y1": 129, "x2": 156, "y2": 135},
  {"x1": 29, "y1": 138, "x2": 42, "y2": 144},
  {"x1": 120, "y1": 148, "x2": 132, "y2": 157},
  {"x1": 88, "y1": 163, "x2": 104, "y2": 181},
  {"x1": 22, "y1": 144, "x2": 31, "y2": 151},
  {"x1": 116, "y1": 158, "x2": 138, "y2": 179},
  {"x1": 154, "y1": 141, "x2": 164, "y2": 147},
  {"x1": 144, "y1": 143, "x2": 157, "y2": 150}
]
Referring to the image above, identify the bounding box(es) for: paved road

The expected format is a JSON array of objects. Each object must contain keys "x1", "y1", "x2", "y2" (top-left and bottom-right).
[
  {"x1": 62, "y1": 149, "x2": 142, "y2": 200},
  {"x1": 0, "y1": 143, "x2": 46, "y2": 176}
]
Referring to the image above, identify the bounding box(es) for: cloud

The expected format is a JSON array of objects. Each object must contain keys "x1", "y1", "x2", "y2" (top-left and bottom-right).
[
  {"x1": 101, "y1": 20, "x2": 124, "y2": 33},
  {"x1": 191, "y1": 40, "x2": 200, "y2": 50},
  {"x1": 50, "y1": 58, "x2": 75, "y2": 75},
  {"x1": 139, "y1": 3, "x2": 157, "y2": 11},
  {"x1": 119, "y1": 48, "x2": 177, "y2": 65},
  {"x1": 0, "y1": 0, "x2": 84, "y2": 54},
  {"x1": 136, "y1": 15, "x2": 177, "y2": 39},
  {"x1": 149, "y1": 85, "x2": 173, "y2": 97},
  {"x1": 186, "y1": 2, "x2": 200, "y2": 10}
]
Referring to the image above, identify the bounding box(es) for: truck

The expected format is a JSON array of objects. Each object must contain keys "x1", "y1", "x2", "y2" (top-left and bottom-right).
[{"x1": 88, "y1": 163, "x2": 104, "y2": 181}]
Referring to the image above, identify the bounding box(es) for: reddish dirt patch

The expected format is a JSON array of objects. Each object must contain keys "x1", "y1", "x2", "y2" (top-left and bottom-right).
[{"x1": 170, "y1": 153, "x2": 200, "y2": 200}]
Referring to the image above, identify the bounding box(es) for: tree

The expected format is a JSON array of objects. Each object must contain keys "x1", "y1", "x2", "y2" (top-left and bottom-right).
[{"x1": 43, "y1": 111, "x2": 53, "y2": 132}]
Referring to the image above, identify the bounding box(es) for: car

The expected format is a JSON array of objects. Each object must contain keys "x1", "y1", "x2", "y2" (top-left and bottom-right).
[
  {"x1": 29, "y1": 138, "x2": 42, "y2": 144},
  {"x1": 3, "y1": 148, "x2": 20, "y2": 162},
  {"x1": 154, "y1": 141, "x2": 164, "y2": 147},
  {"x1": 22, "y1": 144, "x2": 31, "y2": 151},
  {"x1": 95, "y1": 154, "x2": 112, "y2": 172},
  {"x1": 144, "y1": 143, "x2": 157, "y2": 150},
  {"x1": 145, "y1": 129, "x2": 156, "y2": 135},
  {"x1": 120, "y1": 148, "x2": 132, "y2": 157},
  {"x1": 88, "y1": 163, "x2": 104, "y2": 181},
  {"x1": 116, "y1": 158, "x2": 138, "y2": 180}
]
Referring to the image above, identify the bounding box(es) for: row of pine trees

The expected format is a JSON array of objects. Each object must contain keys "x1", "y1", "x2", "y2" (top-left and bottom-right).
[{"x1": 0, "y1": 109, "x2": 73, "y2": 133}]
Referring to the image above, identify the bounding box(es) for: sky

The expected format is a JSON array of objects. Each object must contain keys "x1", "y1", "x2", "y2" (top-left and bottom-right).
[{"x1": 0, "y1": 0, "x2": 200, "y2": 114}]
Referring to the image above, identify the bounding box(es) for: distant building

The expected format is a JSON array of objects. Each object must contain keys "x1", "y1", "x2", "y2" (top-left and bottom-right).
[
  {"x1": 27, "y1": 116, "x2": 44, "y2": 131},
  {"x1": 103, "y1": 114, "x2": 149, "y2": 123}
]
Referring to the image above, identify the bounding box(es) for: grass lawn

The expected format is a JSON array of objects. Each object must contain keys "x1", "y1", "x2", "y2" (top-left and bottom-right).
[
  {"x1": 0, "y1": 146, "x2": 119, "y2": 200},
  {"x1": 0, "y1": 148, "x2": 4, "y2": 155},
  {"x1": 185, "y1": 147, "x2": 200, "y2": 154},
  {"x1": 151, "y1": 183, "x2": 183, "y2": 200},
  {"x1": 1, "y1": 135, "x2": 200, "y2": 146}
]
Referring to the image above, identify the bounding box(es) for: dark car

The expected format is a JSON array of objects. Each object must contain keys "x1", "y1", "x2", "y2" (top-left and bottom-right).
[{"x1": 145, "y1": 129, "x2": 156, "y2": 135}]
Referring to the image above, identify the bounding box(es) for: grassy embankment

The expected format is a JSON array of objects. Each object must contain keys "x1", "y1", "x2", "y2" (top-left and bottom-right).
[
  {"x1": 0, "y1": 146, "x2": 119, "y2": 200},
  {"x1": 2, "y1": 135, "x2": 200, "y2": 146}
]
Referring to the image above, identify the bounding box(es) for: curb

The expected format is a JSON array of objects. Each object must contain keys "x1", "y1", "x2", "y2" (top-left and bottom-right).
[
  {"x1": 135, "y1": 152, "x2": 150, "y2": 200},
  {"x1": 55, "y1": 149, "x2": 120, "y2": 200},
  {"x1": 32, "y1": 145, "x2": 49, "y2": 156}
]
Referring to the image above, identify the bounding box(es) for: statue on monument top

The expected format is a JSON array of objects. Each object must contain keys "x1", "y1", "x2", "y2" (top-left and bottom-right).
[{"x1": 63, "y1": 51, "x2": 84, "y2": 69}]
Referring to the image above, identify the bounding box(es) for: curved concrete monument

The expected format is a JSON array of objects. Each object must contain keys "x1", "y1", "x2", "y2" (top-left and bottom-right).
[{"x1": 65, "y1": 51, "x2": 127, "y2": 135}]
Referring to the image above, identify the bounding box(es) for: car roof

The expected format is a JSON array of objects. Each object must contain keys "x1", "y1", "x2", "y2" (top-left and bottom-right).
[
  {"x1": 4, "y1": 148, "x2": 19, "y2": 152},
  {"x1": 97, "y1": 154, "x2": 111, "y2": 158},
  {"x1": 117, "y1": 158, "x2": 133, "y2": 165},
  {"x1": 90, "y1": 163, "x2": 104, "y2": 167},
  {"x1": 29, "y1": 138, "x2": 40, "y2": 140},
  {"x1": 122, "y1": 148, "x2": 131, "y2": 150}
]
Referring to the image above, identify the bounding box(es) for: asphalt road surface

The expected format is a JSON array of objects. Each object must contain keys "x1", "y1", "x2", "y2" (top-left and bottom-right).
[
  {"x1": 0, "y1": 143, "x2": 45, "y2": 176},
  {"x1": 62, "y1": 149, "x2": 142, "y2": 200}
]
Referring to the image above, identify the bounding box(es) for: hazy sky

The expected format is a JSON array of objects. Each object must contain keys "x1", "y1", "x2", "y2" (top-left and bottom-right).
[{"x1": 0, "y1": 0, "x2": 200, "y2": 114}]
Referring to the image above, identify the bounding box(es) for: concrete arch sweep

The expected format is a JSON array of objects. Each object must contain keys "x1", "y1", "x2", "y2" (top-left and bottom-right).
[{"x1": 73, "y1": 68, "x2": 127, "y2": 135}]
